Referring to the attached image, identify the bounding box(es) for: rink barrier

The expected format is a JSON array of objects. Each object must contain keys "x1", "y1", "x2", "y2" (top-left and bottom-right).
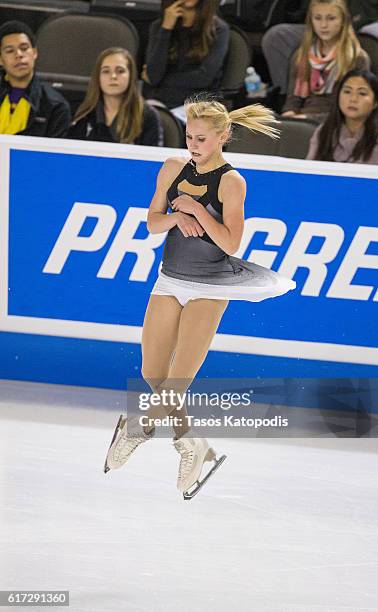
[{"x1": 0, "y1": 135, "x2": 377, "y2": 395}]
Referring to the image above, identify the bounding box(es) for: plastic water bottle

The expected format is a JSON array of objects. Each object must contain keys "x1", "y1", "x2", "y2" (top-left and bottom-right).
[{"x1": 244, "y1": 66, "x2": 262, "y2": 98}]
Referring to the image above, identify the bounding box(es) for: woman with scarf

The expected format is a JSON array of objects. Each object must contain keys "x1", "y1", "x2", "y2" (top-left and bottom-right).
[{"x1": 281, "y1": 0, "x2": 370, "y2": 123}]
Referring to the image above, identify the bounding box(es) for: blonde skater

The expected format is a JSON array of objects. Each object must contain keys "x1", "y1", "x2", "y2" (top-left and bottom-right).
[{"x1": 104, "y1": 97, "x2": 295, "y2": 499}]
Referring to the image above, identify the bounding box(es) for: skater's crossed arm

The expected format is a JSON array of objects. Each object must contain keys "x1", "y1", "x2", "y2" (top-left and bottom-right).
[
  {"x1": 147, "y1": 158, "x2": 205, "y2": 237},
  {"x1": 172, "y1": 170, "x2": 246, "y2": 255}
]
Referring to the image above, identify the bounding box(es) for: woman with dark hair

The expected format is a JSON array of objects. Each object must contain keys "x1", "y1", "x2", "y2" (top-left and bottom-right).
[
  {"x1": 68, "y1": 47, "x2": 163, "y2": 146},
  {"x1": 142, "y1": 0, "x2": 229, "y2": 109},
  {"x1": 307, "y1": 69, "x2": 378, "y2": 162}
]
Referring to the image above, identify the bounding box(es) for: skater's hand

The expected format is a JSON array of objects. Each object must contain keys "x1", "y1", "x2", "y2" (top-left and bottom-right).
[
  {"x1": 162, "y1": 0, "x2": 185, "y2": 30},
  {"x1": 175, "y1": 212, "x2": 204, "y2": 238},
  {"x1": 171, "y1": 194, "x2": 199, "y2": 215}
]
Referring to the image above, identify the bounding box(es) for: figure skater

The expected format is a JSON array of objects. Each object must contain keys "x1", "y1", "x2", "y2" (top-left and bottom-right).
[{"x1": 104, "y1": 98, "x2": 296, "y2": 499}]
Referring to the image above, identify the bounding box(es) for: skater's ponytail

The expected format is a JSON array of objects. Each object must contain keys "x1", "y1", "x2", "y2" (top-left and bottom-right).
[
  {"x1": 228, "y1": 104, "x2": 280, "y2": 139},
  {"x1": 184, "y1": 96, "x2": 280, "y2": 142}
]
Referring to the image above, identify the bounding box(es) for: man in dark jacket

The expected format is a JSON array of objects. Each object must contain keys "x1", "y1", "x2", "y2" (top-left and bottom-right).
[{"x1": 0, "y1": 20, "x2": 71, "y2": 137}]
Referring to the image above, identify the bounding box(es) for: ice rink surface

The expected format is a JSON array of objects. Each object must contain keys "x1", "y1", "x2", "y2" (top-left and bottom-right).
[{"x1": 1, "y1": 380, "x2": 378, "y2": 612}]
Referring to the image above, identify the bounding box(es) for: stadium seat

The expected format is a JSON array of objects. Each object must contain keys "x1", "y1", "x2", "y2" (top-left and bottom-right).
[
  {"x1": 227, "y1": 117, "x2": 317, "y2": 159},
  {"x1": 36, "y1": 13, "x2": 139, "y2": 95},
  {"x1": 220, "y1": 25, "x2": 252, "y2": 98},
  {"x1": 147, "y1": 103, "x2": 185, "y2": 148},
  {"x1": 358, "y1": 33, "x2": 378, "y2": 76},
  {"x1": 227, "y1": 123, "x2": 279, "y2": 155},
  {"x1": 0, "y1": 0, "x2": 89, "y2": 33},
  {"x1": 278, "y1": 117, "x2": 318, "y2": 159}
]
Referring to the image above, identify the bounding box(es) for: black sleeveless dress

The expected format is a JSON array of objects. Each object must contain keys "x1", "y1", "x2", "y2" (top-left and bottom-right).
[{"x1": 153, "y1": 159, "x2": 295, "y2": 302}]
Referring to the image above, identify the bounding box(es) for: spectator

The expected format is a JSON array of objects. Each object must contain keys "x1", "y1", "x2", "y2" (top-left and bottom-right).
[
  {"x1": 307, "y1": 69, "x2": 378, "y2": 163},
  {"x1": 262, "y1": 0, "x2": 377, "y2": 96},
  {"x1": 68, "y1": 47, "x2": 163, "y2": 146},
  {"x1": 281, "y1": 0, "x2": 370, "y2": 123},
  {"x1": 142, "y1": 0, "x2": 229, "y2": 109},
  {"x1": 0, "y1": 20, "x2": 70, "y2": 137}
]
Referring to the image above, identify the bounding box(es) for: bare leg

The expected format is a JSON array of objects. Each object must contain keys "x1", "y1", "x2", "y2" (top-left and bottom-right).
[
  {"x1": 141, "y1": 294, "x2": 194, "y2": 437},
  {"x1": 170, "y1": 298, "x2": 228, "y2": 378},
  {"x1": 163, "y1": 298, "x2": 229, "y2": 438},
  {"x1": 141, "y1": 296, "x2": 228, "y2": 438},
  {"x1": 104, "y1": 295, "x2": 181, "y2": 471},
  {"x1": 141, "y1": 294, "x2": 182, "y2": 386}
]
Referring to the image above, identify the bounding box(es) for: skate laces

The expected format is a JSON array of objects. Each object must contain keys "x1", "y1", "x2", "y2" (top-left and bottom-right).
[
  {"x1": 174, "y1": 440, "x2": 195, "y2": 479},
  {"x1": 115, "y1": 433, "x2": 145, "y2": 460}
]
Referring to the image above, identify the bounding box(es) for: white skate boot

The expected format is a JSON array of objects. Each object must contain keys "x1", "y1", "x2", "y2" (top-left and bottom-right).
[
  {"x1": 104, "y1": 415, "x2": 154, "y2": 473},
  {"x1": 173, "y1": 433, "x2": 226, "y2": 500}
]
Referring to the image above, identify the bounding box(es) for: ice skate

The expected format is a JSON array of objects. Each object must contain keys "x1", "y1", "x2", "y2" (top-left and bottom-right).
[
  {"x1": 173, "y1": 433, "x2": 226, "y2": 500},
  {"x1": 104, "y1": 414, "x2": 153, "y2": 473}
]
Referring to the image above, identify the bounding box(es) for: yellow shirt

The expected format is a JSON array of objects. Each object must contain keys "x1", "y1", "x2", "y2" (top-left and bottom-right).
[{"x1": 0, "y1": 94, "x2": 31, "y2": 134}]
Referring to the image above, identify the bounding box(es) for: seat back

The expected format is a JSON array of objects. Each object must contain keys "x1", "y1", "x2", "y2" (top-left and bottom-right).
[
  {"x1": 36, "y1": 13, "x2": 139, "y2": 77},
  {"x1": 220, "y1": 25, "x2": 252, "y2": 96},
  {"x1": 227, "y1": 117, "x2": 317, "y2": 159},
  {"x1": 278, "y1": 118, "x2": 318, "y2": 158},
  {"x1": 0, "y1": 0, "x2": 88, "y2": 33},
  {"x1": 150, "y1": 105, "x2": 185, "y2": 148},
  {"x1": 227, "y1": 124, "x2": 279, "y2": 155},
  {"x1": 358, "y1": 33, "x2": 378, "y2": 76}
]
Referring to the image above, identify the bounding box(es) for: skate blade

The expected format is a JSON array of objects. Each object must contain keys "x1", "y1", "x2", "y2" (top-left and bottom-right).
[
  {"x1": 183, "y1": 454, "x2": 227, "y2": 500},
  {"x1": 103, "y1": 414, "x2": 127, "y2": 474}
]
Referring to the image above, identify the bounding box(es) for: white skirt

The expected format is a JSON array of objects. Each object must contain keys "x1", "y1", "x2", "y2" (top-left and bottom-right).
[{"x1": 151, "y1": 268, "x2": 296, "y2": 307}]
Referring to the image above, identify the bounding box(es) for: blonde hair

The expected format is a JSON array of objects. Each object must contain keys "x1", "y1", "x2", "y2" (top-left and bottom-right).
[
  {"x1": 296, "y1": 0, "x2": 362, "y2": 82},
  {"x1": 73, "y1": 47, "x2": 144, "y2": 143},
  {"x1": 184, "y1": 98, "x2": 280, "y2": 141}
]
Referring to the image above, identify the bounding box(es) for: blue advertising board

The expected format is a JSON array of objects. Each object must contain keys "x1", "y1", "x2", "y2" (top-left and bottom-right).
[{"x1": 0, "y1": 135, "x2": 377, "y2": 390}]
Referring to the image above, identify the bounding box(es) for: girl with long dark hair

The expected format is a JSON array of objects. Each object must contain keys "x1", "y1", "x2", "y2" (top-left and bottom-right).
[
  {"x1": 142, "y1": 0, "x2": 229, "y2": 109},
  {"x1": 68, "y1": 47, "x2": 162, "y2": 146},
  {"x1": 307, "y1": 69, "x2": 378, "y2": 162}
]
